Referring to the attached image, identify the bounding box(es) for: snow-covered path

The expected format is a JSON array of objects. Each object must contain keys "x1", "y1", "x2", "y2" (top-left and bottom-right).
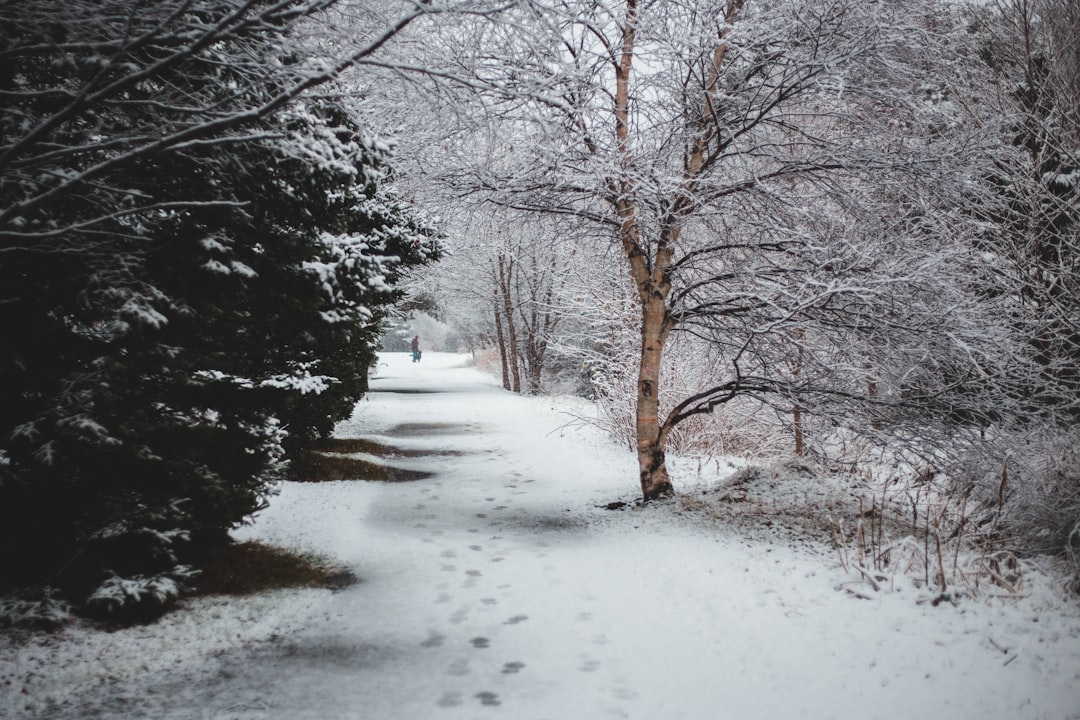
[{"x1": 5, "y1": 353, "x2": 1080, "y2": 720}]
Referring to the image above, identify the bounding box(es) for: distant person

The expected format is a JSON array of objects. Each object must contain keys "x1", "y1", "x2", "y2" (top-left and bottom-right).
[{"x1": 410, "y1": 335, "x2": 421, "y2": 363}]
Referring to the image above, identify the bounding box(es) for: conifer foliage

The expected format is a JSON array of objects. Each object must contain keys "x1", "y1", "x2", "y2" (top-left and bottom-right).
[{"x1": 0, "y1": 0, "x2": 438, "y2": 618}]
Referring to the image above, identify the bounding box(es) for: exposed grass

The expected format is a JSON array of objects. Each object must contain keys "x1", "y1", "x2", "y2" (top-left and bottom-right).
[
  {"x1": 189, "y1": 541, "x2": 355, "y2": 597},
  {"x1": 315, "y1": 437, "x2": 465, "y2": 459},
  {"x1": 287, "y1": 437, "x2": 440, "y2": 482},
  {"x1": 288, "y1": 450, "x2": 433, "y2": 483},
  {"x1": 316, "y1": 437, "x2": 399, "y2": 456},
  {"x1": 290, "y1": 451, "x2": 387, "y2": 482}
]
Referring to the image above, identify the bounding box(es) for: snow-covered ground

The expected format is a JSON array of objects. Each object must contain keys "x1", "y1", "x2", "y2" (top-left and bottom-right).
[{"x1": 3, "y1": 352, "x2": 1079, "y2": 719}]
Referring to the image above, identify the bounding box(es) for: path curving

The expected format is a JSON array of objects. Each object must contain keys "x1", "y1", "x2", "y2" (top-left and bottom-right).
[{"x1": 14, "y1": 352, "x2": 1080, "y2": 720}]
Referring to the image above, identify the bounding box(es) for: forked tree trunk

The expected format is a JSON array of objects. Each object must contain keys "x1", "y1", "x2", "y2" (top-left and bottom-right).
[
  {"x1": 612, "y1": 0, "x2": 679, "y2": 501},
  {"x1": 611, "y1": 0, "x2": 743, "y2": 501},
  {"x1": 497, "y1": 254, "x2": 521, "y2": 393}
]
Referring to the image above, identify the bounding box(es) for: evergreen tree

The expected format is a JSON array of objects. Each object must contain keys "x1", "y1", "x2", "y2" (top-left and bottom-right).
[{"x1": 0, "y1": 1, "x2": 437, "y2": 618}]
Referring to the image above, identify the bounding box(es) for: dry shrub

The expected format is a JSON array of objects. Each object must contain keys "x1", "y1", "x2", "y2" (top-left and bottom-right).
[{"x1": 946, "y1": 429, "x2": 1080, "y2": 559}]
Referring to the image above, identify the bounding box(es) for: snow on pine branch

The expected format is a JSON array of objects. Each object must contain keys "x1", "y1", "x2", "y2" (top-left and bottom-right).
[
  {"x1": 85, "y1": 568, "x2": 197, "y2": 616},
  {"x1": 193, "y1": 367, "x2": 336, "y2": 396},
  {"x1": 259, "y1": 371, "x2": 337, "y2": 395},
  {"x1": 302, "y1": 230, "x2": 406, "y2": 319}
]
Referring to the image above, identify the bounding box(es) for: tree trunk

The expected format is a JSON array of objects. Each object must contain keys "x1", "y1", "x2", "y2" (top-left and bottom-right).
[
  {"x1": 790, "y1": 328, "x2": 805, "y2": 457},
  {"x1": 493, "y1": 290, "x2": 511, "y2": 391},
  {"x1": 497, "y1": 254, "x2": 521, "y2": 393},
  {"x1": 636, "y1": 290, "x2": 675, "y2": 500},
  {"x1": 793, "y1": 402, "x2": 804, "y2": 457}
]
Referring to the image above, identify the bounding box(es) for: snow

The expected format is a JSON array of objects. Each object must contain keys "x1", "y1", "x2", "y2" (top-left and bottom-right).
[{"x1": 3, "y1": 352, "x2": 1079, "y2": 720}]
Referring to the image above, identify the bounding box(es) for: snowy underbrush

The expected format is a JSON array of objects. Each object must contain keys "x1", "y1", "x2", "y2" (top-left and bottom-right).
[
  {"x1": 0, "y1": 568, "x2": 196, "y2": 633},
  {"x1": 672, "y1": 457, "x2": 867, "y2": 545},
  {"x1": 0, "y1": 590, "x2": 74, "y2": 631},
  {"x1": 830, "y1": 465, "x2": 1079, "y2": 606},
  {"x1": 674, "y1": 452, "x2": 1080, "y2": 609},
  {"x1": 83, "y1": 566, "x2": 197, "y2": 619},
  {"x1": 802, "y1": 426, "x2": 1078, "y2": 603},
  {"x1": 957, "y1": 429, "x2": 1080, "y2": 559}
]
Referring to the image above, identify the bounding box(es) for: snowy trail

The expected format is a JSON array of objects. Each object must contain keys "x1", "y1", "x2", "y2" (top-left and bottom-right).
[{"x1": 6, "y1": 353, "x2": 1080, "y2": 720}]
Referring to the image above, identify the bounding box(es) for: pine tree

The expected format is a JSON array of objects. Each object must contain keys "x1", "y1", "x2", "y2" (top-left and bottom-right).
[{"x1": 0, "y1": 1, "x2": 438, "y2": 619}]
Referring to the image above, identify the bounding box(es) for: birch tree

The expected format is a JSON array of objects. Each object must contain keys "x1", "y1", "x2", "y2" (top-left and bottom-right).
[{"x1": 428, "y1": 0, "x2": 962, "y2": 499}]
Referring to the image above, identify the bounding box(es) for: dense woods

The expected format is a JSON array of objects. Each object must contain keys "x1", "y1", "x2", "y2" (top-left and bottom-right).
[{"x1": 1, "y1": 0, "x2": 1078, "y2": 619}]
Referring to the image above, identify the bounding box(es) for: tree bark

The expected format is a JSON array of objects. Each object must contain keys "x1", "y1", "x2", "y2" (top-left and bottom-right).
[
  {"x1": 789, "y1": 327, "x2": 805, "y2": 457},
  {"x1": 497, "y1": 254, "x2": 522, "y2": 393},
  {"x1": 635, "y1": 286, "x2": 675, "y2": 500},
  {"x1": 493, "y1": 283, "x2": 511, "y2": 391},
  {"x1": 793, "y1": 402, "x2": 804, "y2": 457}
]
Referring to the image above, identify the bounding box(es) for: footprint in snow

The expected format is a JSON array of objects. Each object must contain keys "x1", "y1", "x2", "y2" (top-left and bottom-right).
[
  {"x1": 501, "y1": 661, "x2": 526, "y2": 674},
  {"x1": 421, "y1": 632, "x2": 445, "y2": 648},
  {"x1": 504, "y1": 614, "x2": 528, "y2": 625},
  {"x1": 475, "y1": 692, "x2": 501, "y2": 706},
  {"x1": 437, "y1": 692, "x2": 463, "y2": 708},
  {"x1": 470, "y1": 637, "x2": 490, "y2": 649}
]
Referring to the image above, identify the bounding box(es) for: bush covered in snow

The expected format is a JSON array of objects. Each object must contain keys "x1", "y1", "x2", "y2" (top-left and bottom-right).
[
  {"x1": 0, "y1": 589, "x2": 74, "y2": 631},
  {"x1": 955, "y1": 430, "x2": 1080, "y2": 562}
]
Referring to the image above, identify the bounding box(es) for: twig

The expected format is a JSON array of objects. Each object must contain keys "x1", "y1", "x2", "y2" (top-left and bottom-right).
[
  {"x1": 830, "y1": 518, "x2": 849, "y2": 573},
  {"x1": 933, "y1": 516, "x2": 947, "y2": 593},
  {"x1": 855, "y1": 565, "x2": 881, "y2": 592},
  {"x1": 953, "y1": 492, "x2": 968, "y2": 577},
  {"x1": 983, "y1": 563, "x2": 1018, "y2": 594}
]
